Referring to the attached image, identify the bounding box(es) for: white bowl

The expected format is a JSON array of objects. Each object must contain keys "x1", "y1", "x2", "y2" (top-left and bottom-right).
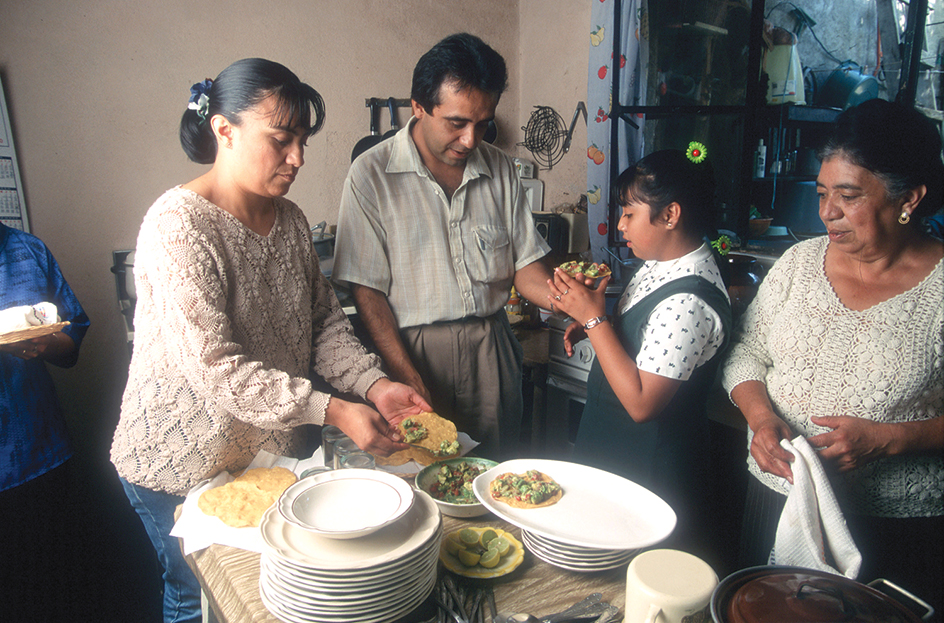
[
  {"x1": 415, "y1": 458, "x2": 497, "y2": 518},
  {"x1": 279, "y1": 469, "x2": 414, "y2": 539}
]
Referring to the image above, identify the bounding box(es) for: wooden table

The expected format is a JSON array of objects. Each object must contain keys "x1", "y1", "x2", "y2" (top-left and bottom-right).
[{"x1": 183, "y1": 511, "x2": 626, "y2": 623}]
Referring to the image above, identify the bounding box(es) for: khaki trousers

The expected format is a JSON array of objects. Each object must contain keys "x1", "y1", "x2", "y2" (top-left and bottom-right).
[{"x1": 401, "y1": 312, "x2": 523, "y2": 460}]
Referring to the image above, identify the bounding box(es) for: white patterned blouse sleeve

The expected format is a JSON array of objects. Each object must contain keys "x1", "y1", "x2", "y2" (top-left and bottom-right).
[{"x1": 636, "y1": 293, "x2": 726, "y2": 380}]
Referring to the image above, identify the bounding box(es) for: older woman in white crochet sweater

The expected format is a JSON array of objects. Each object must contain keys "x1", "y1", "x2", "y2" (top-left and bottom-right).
[{"x1": 722, "y1": 99, "x2": 943, "y2": 612}]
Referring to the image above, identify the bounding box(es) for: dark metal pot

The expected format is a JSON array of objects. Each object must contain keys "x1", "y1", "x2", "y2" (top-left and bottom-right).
[
  {"x1": 721, "y1": 253, "x2": 765, "y2": 320},
  {"x1": 710, "y1": 566, "x2": 933, "y2": 623}
]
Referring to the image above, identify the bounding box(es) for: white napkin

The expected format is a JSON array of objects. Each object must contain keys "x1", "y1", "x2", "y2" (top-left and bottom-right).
[
  {"x1": 769, "y1": 436, "x2": 862, "y2": 579},
  {"x1": 0, "y1": 302, "x2": 59, "y2": 331}
]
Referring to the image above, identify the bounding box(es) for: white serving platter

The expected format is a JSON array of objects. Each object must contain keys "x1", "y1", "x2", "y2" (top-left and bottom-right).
[{"x1": 473, "y1": 458, "x2": 676, "y2": 550}]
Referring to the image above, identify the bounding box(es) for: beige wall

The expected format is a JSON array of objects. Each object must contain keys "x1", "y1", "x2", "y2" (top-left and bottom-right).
[{"x1": 0, "y1": 1, "x2": 589, "y2": 457}]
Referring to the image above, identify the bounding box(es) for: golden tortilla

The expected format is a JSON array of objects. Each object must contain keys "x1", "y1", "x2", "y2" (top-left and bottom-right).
[
  {"x1": 489, "y1": 470, "x2": 563, "y2": 509},
  {"x1": 197, "y1": 467, "x2": 297, "y2": 528},
  {"x1": 233, "y1": 466, "x2": 298, "y2": 490},
  {"x1": 374, "y1": 412, "x2": 460, "y2": 466}
]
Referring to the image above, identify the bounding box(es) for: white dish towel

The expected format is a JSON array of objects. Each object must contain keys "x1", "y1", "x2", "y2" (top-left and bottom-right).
[{"x1": 769, "y1": 435, "x2": 862, "y2": 579}]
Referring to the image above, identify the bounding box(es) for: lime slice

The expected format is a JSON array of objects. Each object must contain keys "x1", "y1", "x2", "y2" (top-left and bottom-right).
[
  {"x1": 478, "y1": 548, "x2": 501, "y2": 568},
  {"x1": 480, "y1": 529, "x2": 499, "y2": 547},
  {"x1": 444, "y1": 534, "x2": 462, "y2": 555},
  {"x1": 457, "y1": 548, "x2": 481, "y2": 567},
  {"x1": 458, "y1": 528, "x2": 479, "y2": 546},
  {"x1": 489, "y1": 536, "x2": 512, "y2": 557}
]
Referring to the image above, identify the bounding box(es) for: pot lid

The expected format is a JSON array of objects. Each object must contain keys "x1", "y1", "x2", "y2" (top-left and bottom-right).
[{"x1": 713, "y1": 567, "x2": 922, "y2": 623}]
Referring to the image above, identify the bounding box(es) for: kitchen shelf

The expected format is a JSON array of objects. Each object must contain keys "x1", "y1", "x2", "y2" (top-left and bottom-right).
[
  {"x1": 607, "y1": 0, "x2": 764, "y2": 245},
  {"x1": 606, "y1": 0, "x2": 928, "y2": 248}
]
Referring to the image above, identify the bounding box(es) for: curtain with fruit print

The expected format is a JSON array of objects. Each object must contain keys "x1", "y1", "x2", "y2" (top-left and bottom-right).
[{"x1": 587, "y1": 0, "x2": 647, "y2": 264}]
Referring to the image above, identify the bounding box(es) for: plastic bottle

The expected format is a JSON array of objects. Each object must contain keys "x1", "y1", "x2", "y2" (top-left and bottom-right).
[
  {"x1": 754, "y1": 140, "x2": 767, "y2": 178},
  {"x1": 506, "y1": 287, "x2": 521, "y2": 315}
]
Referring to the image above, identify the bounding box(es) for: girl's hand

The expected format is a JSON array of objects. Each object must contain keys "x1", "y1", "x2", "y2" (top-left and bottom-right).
[
  {"x1": 562, "y1": 321, "x2": 586, "y2": 357},
  {"x1": 547, "y1": 268, "x2": 609, "y2": 326}
]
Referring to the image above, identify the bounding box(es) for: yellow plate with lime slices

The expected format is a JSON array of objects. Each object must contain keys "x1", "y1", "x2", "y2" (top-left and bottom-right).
[{"x1": 439, "y1": 526, "x2": 524, "y2": 579}]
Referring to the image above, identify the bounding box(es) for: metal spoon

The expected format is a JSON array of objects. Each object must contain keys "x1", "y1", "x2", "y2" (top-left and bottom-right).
[
  {"x1": 591, "y1": 605, "x2": 620, "y2": 623},
  {"x1": 544, "y1": 593, "x2": 605, "y2": 623},
  {"x1": 495, "y1": 593, "x2": 606, "y2": 623},
  {"x1": 494, "y1": 614, "x2": 539, "y2": 623}
]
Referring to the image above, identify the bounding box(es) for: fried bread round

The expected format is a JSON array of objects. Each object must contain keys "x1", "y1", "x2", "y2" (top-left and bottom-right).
[{"x1": 197, "y1": 466, "x2": 297, "y2": 528}]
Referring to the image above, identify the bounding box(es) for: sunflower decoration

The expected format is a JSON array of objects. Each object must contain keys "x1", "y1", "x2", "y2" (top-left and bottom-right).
[
  {"x1": 686, "y1": 141, "x2": 707, "y2": 164},
  {"x1": 711, "y1": 235, "x2": 732, "y2": 256}
]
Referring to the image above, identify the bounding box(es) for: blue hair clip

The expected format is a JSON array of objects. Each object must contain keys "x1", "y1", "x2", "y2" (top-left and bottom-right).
[{"x1": 187, "y1": 79, "x2": 213, "y2": 123}]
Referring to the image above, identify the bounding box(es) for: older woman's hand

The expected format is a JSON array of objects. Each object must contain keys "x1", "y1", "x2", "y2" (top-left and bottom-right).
[
  {"x1": 807, "y1": 415, "x2": 891, "y2": 472},
  {"x1": 731, "y1": 380, "x2": 797, "y2": 482},
  {"x1": 750, "y1": 416, "x2": 797, "y2": 483}
]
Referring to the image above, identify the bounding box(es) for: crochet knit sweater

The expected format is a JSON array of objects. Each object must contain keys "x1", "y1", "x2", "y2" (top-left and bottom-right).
[
  {"x1": 111, "y1": 187, "x2": 385, "y2": 494},
  {"x1": 721, "y1": 236, "x2": 943, "y2": 518}
]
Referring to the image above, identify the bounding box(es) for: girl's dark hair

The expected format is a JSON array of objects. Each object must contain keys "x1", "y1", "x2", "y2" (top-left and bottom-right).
[
  {"x1": 819, "y1": 98, "x2": 944, "y2": 220},
  {"x1": 411, "y1": 33, "x2": 507, "y2": 113},
  {"x1": 179, "y1": 58, "x2": 326, "y2": 164},
  {"x1": 613, "y1": 149, "x2": 718, "y2": 239}
]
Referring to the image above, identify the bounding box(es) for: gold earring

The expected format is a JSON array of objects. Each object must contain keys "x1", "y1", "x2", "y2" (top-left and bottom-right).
[{"x1": 898, "y1": 211, "x2": 911, "y2": 225}]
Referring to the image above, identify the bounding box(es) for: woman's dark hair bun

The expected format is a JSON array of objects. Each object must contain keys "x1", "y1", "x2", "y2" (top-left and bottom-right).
[{"x1": 178, "y1": 58, "x2": 326, "y2": 165}]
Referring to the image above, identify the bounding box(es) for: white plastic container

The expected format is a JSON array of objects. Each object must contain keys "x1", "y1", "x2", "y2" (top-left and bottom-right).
[{"x1": 754, "y1": 140, "x2": 767, "y2": 178}]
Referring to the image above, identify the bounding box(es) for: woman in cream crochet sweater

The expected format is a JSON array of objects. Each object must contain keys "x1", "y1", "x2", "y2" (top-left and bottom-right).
[
  {"x1": 722, "y1": 99, "x2": 943, "y2": 613},
  {"x1": 111, "y1": 59, "x2": 429, "y2": 623}
]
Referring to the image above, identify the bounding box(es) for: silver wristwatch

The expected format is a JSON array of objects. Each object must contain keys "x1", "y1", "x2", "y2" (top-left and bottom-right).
[{"x1": 583, "y1": 316, "x2": 608, "y2": 330}]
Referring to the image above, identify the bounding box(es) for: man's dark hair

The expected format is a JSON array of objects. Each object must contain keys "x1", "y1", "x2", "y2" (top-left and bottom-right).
[{"x1": 411, "y1": 33, "x2": 507, "y2": 112}]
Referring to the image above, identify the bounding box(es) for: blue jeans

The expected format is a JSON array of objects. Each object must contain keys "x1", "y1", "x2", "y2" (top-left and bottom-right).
[{"x1": 120, "y1": 478, "x2": 202, "y2": 623}]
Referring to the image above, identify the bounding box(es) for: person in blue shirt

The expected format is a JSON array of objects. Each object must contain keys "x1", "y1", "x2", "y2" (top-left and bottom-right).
[{"x1": 0, "y1": 222, "x2": 89, "y2": 621}]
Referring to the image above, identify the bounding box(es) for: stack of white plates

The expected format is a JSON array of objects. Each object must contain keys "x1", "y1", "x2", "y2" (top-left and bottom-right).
[
  {"x1": 521, "y1": 529, "x2": 638, "y2": 572},
  {"x1": 259, "y1": 470, "x2": 441, "y2": 623},
  {"x1": 473, "y1": 459, "x2": 678, "y2": 573}
]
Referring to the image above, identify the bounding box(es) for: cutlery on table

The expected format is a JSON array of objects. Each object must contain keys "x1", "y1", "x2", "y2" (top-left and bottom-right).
[
  {"x1": 591, "y1": 605, "x2": 621, "y2": 623},
  {"x1": 486, "y1": 586, "x2": 498, "y2": 623},
  {"x1": 495, "y1": 592, "x2": 607, "y2": 623},
  {"x1": 444, "y1": 575, "x2": 471, "y2": 623},
  {"x1": 432, "y1": 592, "x2": 467, "y2": 623},
  {"x1": 542, "y1": 593, "x2": 604, "y2": 623}
]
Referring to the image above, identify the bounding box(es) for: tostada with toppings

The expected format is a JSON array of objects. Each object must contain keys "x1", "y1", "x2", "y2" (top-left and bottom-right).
[
  {"x1": 558, "y1": 260, "x2": 611, "y2": 278},
  {"x1": 374, "y1": 411, "x2": 461, "y2": 467},
  {"x1": 489, "y1": 469, "x2": 563, "y2": 509}
]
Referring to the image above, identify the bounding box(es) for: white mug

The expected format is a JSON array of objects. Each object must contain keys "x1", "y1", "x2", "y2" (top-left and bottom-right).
[{"x1": 625, "y1": 549, "x2": 718, "y2": 623}]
